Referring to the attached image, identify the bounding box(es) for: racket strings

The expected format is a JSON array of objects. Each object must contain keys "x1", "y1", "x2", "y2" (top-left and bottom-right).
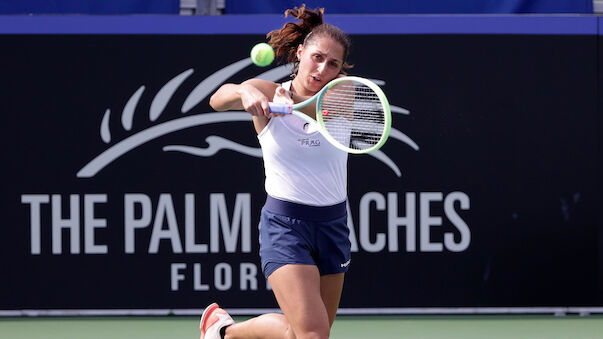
[{"x1": 320, "y1": 82, "x2": 386, "y2": 151}]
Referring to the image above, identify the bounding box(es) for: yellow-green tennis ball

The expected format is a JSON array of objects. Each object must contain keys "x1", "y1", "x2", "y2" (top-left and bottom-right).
[{"x1": 250, "y1": 43, "x2": 275, "y2": 67}]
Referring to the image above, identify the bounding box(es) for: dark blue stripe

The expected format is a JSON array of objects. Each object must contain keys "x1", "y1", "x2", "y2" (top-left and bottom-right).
[
  {"x1": 0, "y1": 15, "x2": 287, "y2": 34},
  {"x1": 0, "y1": 15, "x2": 598, "y2": 35},
  {"x1": 330, "y1": 15, "x2": 599, "y2": 35},
  {"x1": 0, "y1": 0, "x2": 179, "y2": 15},
  {"x1": 264, "y1": 196, "x2": 346, "y2": 221}
]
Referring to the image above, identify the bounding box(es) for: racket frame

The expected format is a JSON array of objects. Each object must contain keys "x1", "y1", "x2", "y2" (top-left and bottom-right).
[{"x1": 269, "y1": 76, "x2": 392, "y2": 154}]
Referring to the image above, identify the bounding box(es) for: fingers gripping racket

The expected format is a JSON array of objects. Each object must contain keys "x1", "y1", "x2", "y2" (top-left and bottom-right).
[{"x1": 268, "y1": 76, "x2": 391, "y2": 154}]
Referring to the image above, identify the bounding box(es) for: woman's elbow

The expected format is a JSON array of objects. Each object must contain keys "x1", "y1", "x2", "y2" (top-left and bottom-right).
[
  {"x1": 209, "y1": 95, "x2": 219, "y2": 111},
  {"x1": 209, "y1": 94, "x2": 226, "y2": 111}
]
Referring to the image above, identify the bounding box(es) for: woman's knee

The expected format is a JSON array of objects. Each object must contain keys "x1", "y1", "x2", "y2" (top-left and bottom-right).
[
  {"x1": 295, "y1": 320, "x2": 330, "y2": 339},
  {"x1": 296, "y1": 329, "x2": 330, "y2": 339}
]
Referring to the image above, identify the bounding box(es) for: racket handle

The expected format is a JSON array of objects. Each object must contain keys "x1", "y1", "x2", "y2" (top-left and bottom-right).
[{"x1": 268, "y1": 102, "x2": 292, "y2": 115}]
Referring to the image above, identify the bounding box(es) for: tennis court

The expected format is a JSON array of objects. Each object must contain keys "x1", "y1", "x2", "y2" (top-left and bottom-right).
[{"x1": 1, "y1": 314, "x2": 603, "y2": 339}]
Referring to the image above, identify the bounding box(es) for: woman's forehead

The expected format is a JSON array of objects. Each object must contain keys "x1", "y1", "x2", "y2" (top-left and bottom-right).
[{"x1": 304, "y1": 37, "x2": 344, "y2": 59}]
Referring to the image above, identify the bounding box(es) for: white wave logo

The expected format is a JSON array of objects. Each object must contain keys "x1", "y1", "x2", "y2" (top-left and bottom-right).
[{"x1": 77, "y1": 58, "x2": 418, "y2": 178}]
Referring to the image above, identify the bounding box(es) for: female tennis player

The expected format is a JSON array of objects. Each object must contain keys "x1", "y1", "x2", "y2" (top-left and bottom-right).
[{"x1": 201, "y1": 5, "x2": 352, "y2": 339}]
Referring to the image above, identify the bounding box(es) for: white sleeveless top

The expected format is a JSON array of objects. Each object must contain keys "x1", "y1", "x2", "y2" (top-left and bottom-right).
[{"x1": 257, "y1": 81, "x2": 348, "y2": 206}]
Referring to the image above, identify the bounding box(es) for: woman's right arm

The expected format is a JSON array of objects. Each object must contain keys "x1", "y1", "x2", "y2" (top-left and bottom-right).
[
  {"x1": 210, "y1": 79, "x2": 283, "y2": 134},
  {"x1": 209, "y1": 79, "x2": 279, "y2": 116}
]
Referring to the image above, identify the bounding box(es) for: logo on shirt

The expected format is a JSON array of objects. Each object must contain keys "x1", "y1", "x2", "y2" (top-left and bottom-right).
[{"x1": 298, "y1": 138, "x2": 321, "y2": 147}]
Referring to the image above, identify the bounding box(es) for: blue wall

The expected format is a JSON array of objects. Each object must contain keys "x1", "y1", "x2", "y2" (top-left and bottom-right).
[
  {"x1": 225, "y1": 0, "x2": 593, "y2": 14},
  {"x1": 0, "y1": 0, "x2": 179, "y2": 14},
  {"x1": 0, "y1": 0, "x2": 593, "y2": 15}
]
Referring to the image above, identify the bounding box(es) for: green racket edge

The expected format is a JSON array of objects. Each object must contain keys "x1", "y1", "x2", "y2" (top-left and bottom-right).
[{"x1": 316, "y1": 76, "x2": 392, "y2": 154}]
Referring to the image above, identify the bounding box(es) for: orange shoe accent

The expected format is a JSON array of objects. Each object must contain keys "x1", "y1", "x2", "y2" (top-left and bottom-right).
[{"x1": 200, "y1": 303, "x2": 234, "y2": 339}]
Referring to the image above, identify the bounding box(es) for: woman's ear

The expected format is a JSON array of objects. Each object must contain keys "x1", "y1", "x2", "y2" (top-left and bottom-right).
[{"x1": 296, "y1": 44, "x2": 303, "y2": 60}]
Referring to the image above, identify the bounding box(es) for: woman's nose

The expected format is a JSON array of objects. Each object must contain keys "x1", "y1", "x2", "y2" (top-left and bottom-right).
[{"x1": 316, "y1": 62, "x2": 326, "y2": 73}]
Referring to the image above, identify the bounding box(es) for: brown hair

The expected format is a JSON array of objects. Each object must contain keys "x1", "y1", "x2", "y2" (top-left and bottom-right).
[{"x1": 266, "y1": 4, "x2": 352, "y2": 74}]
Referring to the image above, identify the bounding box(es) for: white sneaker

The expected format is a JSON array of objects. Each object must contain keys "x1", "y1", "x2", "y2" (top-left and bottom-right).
[{"x1": 200, "y1": 303, "x2": 234, "y2": 339}]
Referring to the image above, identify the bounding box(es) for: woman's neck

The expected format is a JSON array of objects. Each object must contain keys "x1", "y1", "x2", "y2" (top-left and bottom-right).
[{"x1": 290, "y1": 77, "x2": 316, "y2": 97}]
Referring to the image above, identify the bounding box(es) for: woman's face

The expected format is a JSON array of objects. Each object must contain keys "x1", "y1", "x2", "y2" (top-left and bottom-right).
[{"x1": 294, "y1": 36, "x2": 344, "y2": 95}]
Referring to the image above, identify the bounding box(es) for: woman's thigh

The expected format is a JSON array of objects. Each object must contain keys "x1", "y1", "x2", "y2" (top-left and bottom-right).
[
  {"x1": 268, "y1": 264, "x2": 331, "y2": 339},
  {"x1": 320, "y1": 273, "x2": 345, "y2": 326}
]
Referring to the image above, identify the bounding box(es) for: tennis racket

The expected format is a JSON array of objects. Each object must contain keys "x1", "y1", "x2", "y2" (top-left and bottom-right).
[{"x1": 268, "y1": 76, "x2": 391, "y2": 154}]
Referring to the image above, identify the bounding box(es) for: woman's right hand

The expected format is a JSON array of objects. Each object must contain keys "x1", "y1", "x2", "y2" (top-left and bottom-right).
[{"x1": 237, "y1": 83, "x2": 271, "y2": 117}]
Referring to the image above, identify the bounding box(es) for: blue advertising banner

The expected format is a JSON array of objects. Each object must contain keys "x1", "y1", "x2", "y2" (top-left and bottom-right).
[{"x1": 0, "y1": 16, "x2": 600, "y2": 315}]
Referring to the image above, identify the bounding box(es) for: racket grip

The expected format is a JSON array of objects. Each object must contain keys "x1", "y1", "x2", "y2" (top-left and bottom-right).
[{"x1": 268, "y1": 102, "x2": 292, "y2": 115}]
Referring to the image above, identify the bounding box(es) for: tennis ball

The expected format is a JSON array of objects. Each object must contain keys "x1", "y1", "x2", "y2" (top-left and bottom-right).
[{"x1": 250, "y1": 43, "x2": 275, "y2": 67}]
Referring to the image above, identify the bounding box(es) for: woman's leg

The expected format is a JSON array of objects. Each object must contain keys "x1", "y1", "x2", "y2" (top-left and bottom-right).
[
  {"x1": 268, "y1": 264, "x2": 333, "y2": 339},
  {"x1": 221, "y1": 267, "x2": 345, "y2": 339},
  {"x1": 224, "y1": 313, "x2": 292, "y2": 339},
  {"x1": 319, "y1": 273, "x2": 345, "y2": 327},
  {"x1": 224, "y1": 264, "x2": 326, "y2": 339}
]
